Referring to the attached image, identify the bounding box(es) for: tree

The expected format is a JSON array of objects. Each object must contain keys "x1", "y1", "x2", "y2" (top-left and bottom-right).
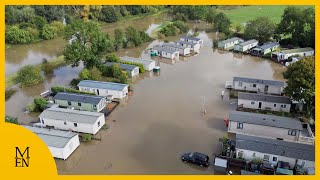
[
  {"x1": 99, "y1": 6, "x2": 119, "y2": 23},
  {"x1": 16, "y1": 65, "x2": 44, "y2": 87},
  {"x1": 5, "y1": 26, "x2": 34, "y2": 44},
  {"x1": 125, "y1": 26, "x2": 142, "y2": 47},
  {"x1": 235, "y1": 25, "x2": 242, "y2": 33},
  {"x1": 34, "y1": 97, "x2": 48, "y2": 112},
  {"x1": 79, "y1": 66, "x2": 102, "y2": 81},
  {"x1": 213, "y1": 13, "x2": 231, "y2": 36},
  {"x1": 275, "y1": 7, "x2": 315, "y2": 48},
  {"x1": 63, "y1": 20, "x2": 114, "y2": 68},
  {"x1": 33, "y1": 5, "x2": 65, "y2": 23},
  {"x1": 105, "y1": 53, "x2": 120, "y2": 62},
  {"x1": 205, "y1": 8, "x2": 217, "y2": 24},
  {"x1": 244, "y1": 17, "x2": 276, "y2": 43},
  {"x1": 114, "y1": 28, "x2": 126, "y2": 51},
  {"x1": 41, "y1": 24, "x2": 58, "y2": 40},
  {"x1": 283, "y1": 56, "x2": 315, "y2": 117},
  {"x1": 50, "y1": 21, "x2": 65, "y2": 36},
  {"x1": 5, "y1": 116, "x2": 19, "y2": 124}
]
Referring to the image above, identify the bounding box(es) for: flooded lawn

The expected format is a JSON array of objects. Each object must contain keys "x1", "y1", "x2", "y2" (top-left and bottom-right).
[{"x1": 5, "y1": 13, "x2": 287, "y2": 174}]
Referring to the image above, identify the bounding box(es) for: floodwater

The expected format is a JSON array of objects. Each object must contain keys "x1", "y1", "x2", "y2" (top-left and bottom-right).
[{"x1": 5, "y1": 13, "x2": 287, "y2": 174}]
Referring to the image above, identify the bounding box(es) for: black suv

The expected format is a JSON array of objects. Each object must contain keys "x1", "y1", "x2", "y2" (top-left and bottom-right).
[{"x1": 181, "y1": 152, "x2": 210, "y2": 167}]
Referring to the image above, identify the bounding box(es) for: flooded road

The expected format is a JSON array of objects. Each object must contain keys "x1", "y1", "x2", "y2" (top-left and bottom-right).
[{"x1": 5, "y1": 13, "x2": 287, "y2": 174}]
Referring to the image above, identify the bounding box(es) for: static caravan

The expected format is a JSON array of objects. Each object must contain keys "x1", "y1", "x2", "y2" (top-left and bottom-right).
[
  {"x1": 228, "y1": 111, "x2": 314, "y2": 145},
  {"x1": 175, "y1": 40, "x2": 201, "y2": 53},
  {"x1": 78, "y1": 80, "x2": 129, "y2": 99},
  {"x1": 238, "y1": 92, "x2": 291, "y2": 112},
  {"x1": 152, "y1": 45, "x2": 180, "y2": 60},
  {"x1": 236, "y1": 134, "x2": 314, "y2": 171},
  {"x1": 24, "y1": 126, "x2": 80, "y2": 160},
  {"x1": 233, "y1": 77, "x2": 285, "y2": 95},
  {"x1": 120, "y1": 56, "x2": 156, "y2": 71},
  {"x1": 162, "y1": 43, "x2": 191, "y2": 56},
  {"x1": 218, "y1": 37, "x2": 244, "y2": 50},
  {"x1": 105, "y1": 62, "x2": 139, "y2": 77},
  {"x1": 180, "y1": 36, "x2": 203, "y2": 45},
  {"x1": 39, "y1": 107, "x2": 105, "y2": 134},
  {"x1": 271, "y1": 48, "x2": 314, "y2": 62},
  {"x1": 53, "y1": 92, "x2": 106, "y2": 112},
  {"x1": 251, "y1": 42, "x2": 280, "y2": 56},
  {"x1": 234, "y1": 39, "x2": 258, "y2": 52}
]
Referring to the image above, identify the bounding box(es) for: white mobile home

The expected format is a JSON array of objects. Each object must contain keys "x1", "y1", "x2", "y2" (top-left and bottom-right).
[
  {"x1": 271, "y1": 47, "x2": 314, "y2": 62},
  {"x1": 236, "y1": 134, "x2": 314, "y2": 171},
  {"x1": 234, "y1": 39, "x2": 258, "y2": 52},
  {"x1": 180, "y1": 36, "x2": 203, "y2": 45},
  {"x1": 78, "y1": 80, "x2": 129, "y2": 99},
  {"x1": 120, "y1": 56, "x2": 156, "y2": 71},
  {"x1": 251, "y1": 42, "x2": 280, "y2": 56},
  {"x1": 105, "y1": 62, "x2": 139, "y2": 77},
  {"x1": 39, "y1": 107, "x2": 105, "y2": 134},
  {"x1": 152, "y1": 45, "x2": 180, "y2": 60},
  {"x1": 162, "y1": 43, "x2": 191, "y2": 56},
  {"x1": 238, "y1": 92, "x2": 291, "y2": 112},
  {"x1": 228, "y1": 111, "x2": 314, "y2": 145},
  {"x1": 24, "y1": 126, "x2": 80, "y2": 160},
  {"x1": 218, "y1": 37, "x2": 244, "y2": 50},
  {"x1": 175, "y1": 40, "x2": 201, "y2": 53},
  {"x1": 233, "y1": 77, "x2": 285, "y2": 95}
]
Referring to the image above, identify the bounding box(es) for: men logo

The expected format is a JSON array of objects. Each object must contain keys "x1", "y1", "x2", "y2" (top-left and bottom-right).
[{"x1": 15, "y1": 147, "x2": 30, "y2": 167}]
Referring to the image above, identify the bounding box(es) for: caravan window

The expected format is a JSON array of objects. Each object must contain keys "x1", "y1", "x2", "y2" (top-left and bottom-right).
[
  {"x1": 237, "y1": 123, "x2": 243, "y2": 129},
  {"x1": 253, "y1": 84, "x2": 256, "y2": 87},
  {"x1": 238, "y1": 82, "x2": 242, "y2": 86},
  {"x1": 288, "y1": 129, "x2": 297, "y2": 136},
  {"x1": 263, "y1": 155, "x2": 270, "y2": 161}
]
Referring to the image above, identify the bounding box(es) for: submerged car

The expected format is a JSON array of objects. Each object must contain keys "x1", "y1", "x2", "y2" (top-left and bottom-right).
[{"x1": 181, "y1": 152, "x2": 210, "y2": 167}]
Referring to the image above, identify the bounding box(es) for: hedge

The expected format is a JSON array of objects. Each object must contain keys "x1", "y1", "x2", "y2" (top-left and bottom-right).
[{"x1": 51, "y1": 86, "x2": 95, "y2": 95}]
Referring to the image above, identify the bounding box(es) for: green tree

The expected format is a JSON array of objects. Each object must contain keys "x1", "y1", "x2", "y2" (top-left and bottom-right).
[
  {"x1": 244, "y1": 17, "x2": 276, "y2": 43},
  {"x1": 79, "y1": 67, "x2": 102, "y2": 81},
  {"x1": 99, "y1": 6, "x2": 119, "y2": 23},
  {"x1": 125, "y1": 26, "x2": 142, "y2": 47},
  {"x1": 105, "y1": 53, "x2": 120, "y2": 62},
  {"x1": 5, "y1": 116, "x2": 19, "y2": 124},
  {"x1": 50, "y1": 21, "x2": 65, "y2": 36},
  {"x1": 41, "y1": 24, "x2": 58, "y2": 40},
  {"x1": 205, "y1": 8, "x2": 217, "y2": 24},
  {"x1": 119, "y1": 71, "x2": 128, "y2": 84},
  {"x1": 5, "y1": 26, "x2": 34, "y2": 44},
  {"x1": 63, "y1": 20, "x2": 114, "y2": 68},
  {"x1": 32, "y1": 16, "x2": 48, "y2": 30},
  {"x1": 114, "y1": 28, "x2": 126, "y2": 51},
  {"x1": 34, "y1": 97, "x2": 49, "y2": 112},
  {"x1": 283, "y1": 57, "x2": 315, "y2": 117},
  {"x1": 16, "y1": 65, "x2": 44, "y2": 87},
  {"x1": 33, "y1": 5, "x2": 65, "y2": 23},
  {"x1": 213, "y1": 12, "x2": 231, "y2": 36}
]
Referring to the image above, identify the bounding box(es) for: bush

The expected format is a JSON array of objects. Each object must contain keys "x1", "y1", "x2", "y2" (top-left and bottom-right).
[
  {"x1": 26, "y1": 27, "x2": 40, "y2": 39},
  {"x1": 159, "y1": 20, "x2": 189, "y2": 37},
  {"x1": 81, "y1": 134, "x2": 92, "y2": 142},
  {"x1": 16, "y1": 65, "x2": 44, "y2": 87},
  {"x1": 41, "y1": 24, "x2": 58, "y2": 40},
  {"x1": 5, "y1": 116, "x2": 19, "y2": 124},
  {"x1": 51, "y1": 86, "x2": 95, "y2": 96},
  {"x1": 50, "y1": 21, "x2": 65, "y2": 36},
  {"x1": 34, "y1": 97, "x2": 48, "y2": 112},
  {"x1": 119, "y1": 71, "x2": 128, "y2": 84},
  {"x1": 5, "y1": 89, "x2": 17, "y2": 101},
  {"x1": 79, "y1": 67, "x2": 102, "y2": 81},
  {"x1": 5, "y1": 26, "x2": 34, "y2": 44},
  {"x1": 120, "y1": 61, "x2": 145, "y2": 73},
  {"x1": 70, "y1": 78, "x2": 80, "y2": 87},
  {"x1": 105, "y1": 53, "x2": 120, "y2": 62},
  {"x1": 41, "y1": 60, "x2": 55, "y2": 74},
  {"x1": 26, "y1": 102, "x2": 36, "y2": 112}
]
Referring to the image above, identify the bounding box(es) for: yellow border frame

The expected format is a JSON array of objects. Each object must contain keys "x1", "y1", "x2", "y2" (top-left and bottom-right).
[{"x1": 1, "y1": 1, "x2": 318, "y2": 179}]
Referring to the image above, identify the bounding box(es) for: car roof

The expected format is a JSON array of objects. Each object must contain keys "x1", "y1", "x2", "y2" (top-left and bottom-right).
[{"x1": 193, "y1": 152, "x2": 208, "y2": 159}]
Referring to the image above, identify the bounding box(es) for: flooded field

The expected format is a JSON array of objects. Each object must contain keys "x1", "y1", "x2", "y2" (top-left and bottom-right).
[{"x1": 5, "y1": 13, "x2": 287, "y2": 174}]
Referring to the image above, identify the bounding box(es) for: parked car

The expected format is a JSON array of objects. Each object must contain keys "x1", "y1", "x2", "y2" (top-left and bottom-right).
[{"x1": 181, "y1": 152, "x2": 210, "y2": 167}]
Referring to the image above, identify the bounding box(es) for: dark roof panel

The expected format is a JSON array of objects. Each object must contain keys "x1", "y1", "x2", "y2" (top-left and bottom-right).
[
  {"x1": 234, "y1": 77, "x2": 285, "y2": 86},
  {"x1": 238, "y1": 92, "x2": 291, "y2": 104},
  {"x1": 54, "y1": 92, "x2": 105, "y2": 105}
]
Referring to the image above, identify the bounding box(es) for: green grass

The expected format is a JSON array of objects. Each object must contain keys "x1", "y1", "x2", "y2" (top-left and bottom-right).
[{"x1": 218, "y1": 5, "x2": 314, "y2": 29}]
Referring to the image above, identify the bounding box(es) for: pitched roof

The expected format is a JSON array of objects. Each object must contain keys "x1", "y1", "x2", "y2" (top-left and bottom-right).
[
  {"x1": 105, "y1": 62, "x2": 138, "y2": 71},
  {"x1": 162, "y1": 43, "x2": 189, "y2": 50},
  {"x1": 238, "y1": 39, "x2": 258, "y2": 46},
  {"x1": 180, "y1": 36, "x2": 201, "y2": 41},
  {"x1": 23, "y1": 126, "x2": 78, "y2": 148},
  {"x1": 238, "y1": 92, "x2": 291, "y2": 104},
  {"x1": 54, "y1": 92, "x2": 105, "y2": 105},
  {"x1": 219, "y1": 37, "x2": 244, "y2": 44},
  {"x1": 120, "y1": 56, "x2": 155, "y2": 66},
  {"x1": 229, "y1": 111, "x2": 303, "y2": 130},
  {"x1": 280, "y1": 47, "x2": 314, "y2": 54},
  {"x1": 233, "y1": 77, "x2": 285, "y2": 86},
  {"x1": 152, "y1": 45, "x2": 179, "y2": 54},
  {"x1": 256, "y1": 42, "x2": 280, "y2": 50},
  {"x1": 236, "y1": 134, "x2": 314, "y2": 161},
  {"x1": 39, "y1": 107, "x2": 104, "y2": 125},
  {"x1": 176, "y1": 40, "x2": 197, "y2": 46},
  {"x1": 78, "y1": 80, "x2": 128, "y2": 91}
]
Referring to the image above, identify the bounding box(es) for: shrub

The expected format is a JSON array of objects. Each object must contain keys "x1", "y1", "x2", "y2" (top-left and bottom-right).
[
  {"x1": 173, "y1": 20, "x2": 189, "y2": 33},
  {"x1": 50, "y1": 21, "x2": 65, "y2": 36},
  {"x1": 119, "y1": 71, "x2": 128, "y2": 84},
  {"x1": 16, "y1": 65, "x2": 44, "y2": 87},
  {"x1": 79, "y1": 67, "x2": 102, "y2": 81},
  {"x1": 5, "y1": 26, "x2": 34, "y2": 44},
  {"x1": 70, "y1": 78, "x2": 80, "y2": 87},
  {"x1": 105, "y1": 53, "x2": 120, "y2": 62},
  {"x1": 26, "y1": 102, "x2": 36, "y2": 112},
  {"x1": 5, "y1": 116, "x2": 19, "y2": 124},
  {"x1": 34, "y1": 97, "x2": 48, "y2": 112},
  {"x1": 41, "y1": 24, "x2": 58, "y2": 40},
  {"x1": 41, "y1": 60, "x2": 55, "y2": 74},
  {"x1": 26, "y1": 27, "x2": 40, "y2": 39},
  {"x1": 81, "y1": 134, "x2": 92, "y2": 142}
]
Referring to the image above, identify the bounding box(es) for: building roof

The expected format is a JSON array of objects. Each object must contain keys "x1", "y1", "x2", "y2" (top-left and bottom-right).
[
  {"x1": 238, "y1": 39, "x2": 258, "y2": 46},
  {"x1": 23, "y1": 126, "x2": 78, "y2": 148},
  {"x1": 54, "y1": 92, "x2": 105, "y2": 105},
  {"x1": 233, "y1": 77, "x2": 285, "y2": 87},
  {"x1": 280, "y1": 47, "x2": 314, "y2": 54},
  {"x1": 105, "y1": 62, "x2": 138, "y2": 71},
  {"x1": 238, "y1": 92, "x2": 291, "y2": 104},
  {"x1": 219, "y1": 37, "x2": 244, "y2": 44},
  {"x1": 229, "y1": 111, "x2": 303, "y2": 130},
  {"x1": 152, "y1": 45, "x2": 179, "y2": 54},
  {"x1": 162, "y1": 43, "x2": 189, "y2": 50},
  {"x1": 180, "y1": 36, "x2": 201, "y2": 41},
  {"x1": 39, "y1": 107, "x2": 104, "y2": 125},
  {"x1": 176, "y1": 40, "x2": 197, "y2": 46},
  {"x1": 236, "y1": 134, "x2": 314, "y2": 161},
  {"x1": 78, "y1": 80, "x2": 128, "y2": 91},
  {"x1": 256, "y1": 42, "x2": 280, "y2": 50},
  {"x1": 120, "y1": 56, "x2": 155, "y2": 66}
]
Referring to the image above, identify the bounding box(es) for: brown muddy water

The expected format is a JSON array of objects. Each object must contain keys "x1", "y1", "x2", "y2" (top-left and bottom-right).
[{"x1": 5, "y1": 13, "x2": 287, "y2": 174}]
